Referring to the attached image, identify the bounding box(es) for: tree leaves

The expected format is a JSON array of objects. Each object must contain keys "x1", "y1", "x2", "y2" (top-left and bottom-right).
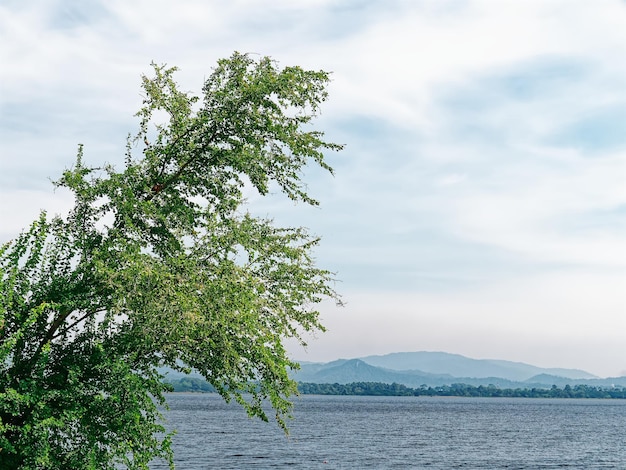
[{"x1": 1, "y1": 52, "x2": 341, "y2": 467}]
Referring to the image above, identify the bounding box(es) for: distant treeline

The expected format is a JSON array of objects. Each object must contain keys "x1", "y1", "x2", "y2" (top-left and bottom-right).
[
  {"x1": 297, "y1": 382, "x2": 626, "y2": 399},
  {"x1": 166, "y1": 377, "x2": 217, "y2": 393},
  {"x1": 166, "y1": 378, "x2": 626, "y2": 398}
]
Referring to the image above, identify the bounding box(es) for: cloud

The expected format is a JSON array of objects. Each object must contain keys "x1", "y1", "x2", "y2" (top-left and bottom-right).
[
  {"x1": 0, "y1": 188, "x2": 75, "y2": 241},
  {"x1": 1, "y1": 0, "x2": 625, "y2": 375},
  {"x1": 549, "y1": 106, "x2": 626, "y2": 153}
]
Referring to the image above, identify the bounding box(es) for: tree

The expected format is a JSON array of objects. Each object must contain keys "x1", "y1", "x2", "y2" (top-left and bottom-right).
[{"x1": 0, "y1": 52, "x2": 342, "y2": 469}]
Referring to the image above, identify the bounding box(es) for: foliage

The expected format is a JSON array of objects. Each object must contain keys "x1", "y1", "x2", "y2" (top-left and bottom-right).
[
  {"x1": 166, "y1": 377, "x2": 217, "y2": 393},
  {"x1": 0, "y1": 52, "x2": 342, "y2": 469}
]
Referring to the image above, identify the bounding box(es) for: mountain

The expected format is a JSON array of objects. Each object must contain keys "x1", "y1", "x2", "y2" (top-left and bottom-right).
[
  {"x1": 291, "y1": 358, "x2": 626, "y2": 389},
  {"x1": 289, "y1": 352, "x2": 626, "y2": 389},
  {"x1": 160, "y1": 352, "x2": 626, "y2": 390},
  {"x1": 523, "y1": 374, "x2": 626, "y2": 388},
  {"x1": 292, "y1": 359, "x2": 538, "y2": 388},
  {"x1": 304, "y1": 359, "x2": 403, "y2": 384},
  {"x1": 357, "y1": 351, "x2": 597, "y2": 381},
  {"x1": 292, "y1": 359, "x2": 449, "y2": 387}
]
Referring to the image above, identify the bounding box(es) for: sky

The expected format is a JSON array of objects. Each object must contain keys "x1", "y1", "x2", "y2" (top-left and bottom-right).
[{"x1": 1, "y1": 0, "x2": 625, "y2": 378}]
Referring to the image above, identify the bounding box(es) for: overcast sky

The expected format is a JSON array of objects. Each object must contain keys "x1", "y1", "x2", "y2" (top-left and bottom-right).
[{"x1": 1, "y1": 0, "x2": 625, "y2": 377}]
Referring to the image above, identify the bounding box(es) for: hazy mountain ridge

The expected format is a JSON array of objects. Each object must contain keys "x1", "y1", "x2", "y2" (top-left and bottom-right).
[
  {"x1": 357, "y1": 351, "x2": 597, "y2": 381},
  {"x1": 290, "y1": 352, "x2": 626, "y2": 388}
]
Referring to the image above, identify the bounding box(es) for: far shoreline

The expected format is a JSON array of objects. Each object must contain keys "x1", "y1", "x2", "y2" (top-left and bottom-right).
[{"x1": 164, "y1": 380, "x2": 626, "y2": 399}]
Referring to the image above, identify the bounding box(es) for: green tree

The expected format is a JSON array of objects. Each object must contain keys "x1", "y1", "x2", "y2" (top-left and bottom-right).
[{"x1": 0, "y1": 52, "x2": 342, "y2": 469}]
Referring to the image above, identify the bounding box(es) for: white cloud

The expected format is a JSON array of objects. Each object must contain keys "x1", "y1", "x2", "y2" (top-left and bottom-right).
[
  {"x1": 442, "y1": 147, "x2": 626, "y2": 266},
  {"x1": 0, "y1": 188, "x2": 75, "y2": 241}
]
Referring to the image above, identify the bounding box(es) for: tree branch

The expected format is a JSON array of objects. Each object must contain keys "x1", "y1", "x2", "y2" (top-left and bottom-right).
[
  {"x1": 145, "y1": 128, "x2": 219, "y2": 201},
  {"x1": 50, "y1": 308, "x2": 104, "y2": 341}
]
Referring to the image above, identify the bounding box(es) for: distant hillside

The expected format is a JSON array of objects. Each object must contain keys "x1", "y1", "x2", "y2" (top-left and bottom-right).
[
  {"x1": 159, "y1": 352, "x2": 626, "y2": 391},
  {"x1": 357, "y1": 351, "x2": 597, "y2": 381},
  {"x1": 290, "y1": 353, "x2": 626, "y2": 389},
  {"x1": 294, "y1": 359, "x2": 525, "y2": 388}
]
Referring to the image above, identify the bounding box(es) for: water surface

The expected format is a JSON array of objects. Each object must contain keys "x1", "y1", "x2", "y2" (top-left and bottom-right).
[{"x1": 150, "y1": 394, "x2": 626, "y2": 469}]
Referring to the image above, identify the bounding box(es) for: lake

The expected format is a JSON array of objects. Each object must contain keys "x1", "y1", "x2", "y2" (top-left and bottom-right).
[{"x1": 150, "y1": 394, "x2": 626, "y2": 469}]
